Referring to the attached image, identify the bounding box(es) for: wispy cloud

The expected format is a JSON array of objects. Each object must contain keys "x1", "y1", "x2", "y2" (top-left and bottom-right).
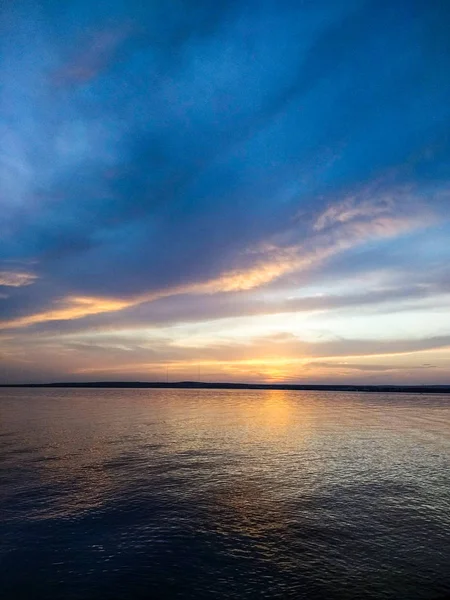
[
  {"x1": 0, "y1": 271, "x2": 37, "y2": 287},
  {"x1": 0, "y1": 295, "x2": 131, "y2": 329}
]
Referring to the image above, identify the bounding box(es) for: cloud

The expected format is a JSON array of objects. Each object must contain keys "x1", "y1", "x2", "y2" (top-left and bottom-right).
[
  {"x1": 0, "y1": 179, "x2": 443, "y2": 334},
  {"x1": 0, "y1": 271, "x2": 37, "y2": 287},
  {"x1": 20, "y1": 333, "x2": 450, "y2": 384},
  {"x1": 0, "y1": 189, "x2": 435, "y2": 331},
  {"x1": 304, "y1": 361, "x2": 438, "y2": 373},
  {"x1": 0, "y1": 295, "x2": 132, "y2": 330},
  {"x1": 313, "y1": 193, "x2": 399, "y2": 232}
]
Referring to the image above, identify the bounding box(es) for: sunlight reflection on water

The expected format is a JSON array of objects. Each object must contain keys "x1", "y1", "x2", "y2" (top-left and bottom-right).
[{"x1": 1, "y1": 388, "x2": 449, "y2": 599}]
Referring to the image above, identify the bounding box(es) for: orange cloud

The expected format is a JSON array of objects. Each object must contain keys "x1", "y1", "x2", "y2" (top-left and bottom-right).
[
  {"x1": 0, "y1": 295, "x2": 132, "y2": 329},
  {"x1": 71, "y1": 345, "x2": 450, "y2": 384}
]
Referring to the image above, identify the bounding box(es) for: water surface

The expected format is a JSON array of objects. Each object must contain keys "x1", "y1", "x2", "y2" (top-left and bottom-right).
[{"x1": 1, "y1": 388, "x2": 449, "y2": 599}]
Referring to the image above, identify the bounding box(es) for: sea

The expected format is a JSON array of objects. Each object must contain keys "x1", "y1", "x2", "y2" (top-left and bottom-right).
[{"x1": 1, "y1": 388, "x2": 449, "y2": 600}]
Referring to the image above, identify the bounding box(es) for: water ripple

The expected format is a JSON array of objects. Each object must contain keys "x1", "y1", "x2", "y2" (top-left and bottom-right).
[{"x1": 1, "y1": 388, "x2": 449, "y2": 599}]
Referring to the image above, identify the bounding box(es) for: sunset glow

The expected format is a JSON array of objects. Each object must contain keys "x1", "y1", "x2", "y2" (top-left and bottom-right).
[{"x1": 1, "y1": 1, "x2": 449, "y2": 384}]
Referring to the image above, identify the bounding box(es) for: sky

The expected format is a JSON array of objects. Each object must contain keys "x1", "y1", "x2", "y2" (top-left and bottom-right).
[{"x1": 1, "y1": 0, "x2": 449, "y2": 384}]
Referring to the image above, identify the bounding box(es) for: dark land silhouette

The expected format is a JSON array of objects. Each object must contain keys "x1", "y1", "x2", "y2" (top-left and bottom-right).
[{"x1": 1, "y1": 381, "x2": 450, "y2": 393}]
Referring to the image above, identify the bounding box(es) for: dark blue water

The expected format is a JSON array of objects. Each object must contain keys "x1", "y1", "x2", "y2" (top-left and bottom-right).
[{"x1": 1, "y1": 388, "x2": 449, "y2": 599}]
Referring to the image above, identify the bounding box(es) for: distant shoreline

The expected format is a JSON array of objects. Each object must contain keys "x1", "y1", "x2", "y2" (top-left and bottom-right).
[{"x1": 1, "y1": 382, "x2": 450, "y2": 393}]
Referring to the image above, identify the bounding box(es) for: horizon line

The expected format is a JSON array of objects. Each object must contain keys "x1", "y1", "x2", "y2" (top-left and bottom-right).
[{"x1": 1, "y1": 381, "x2": 450, "y2": 393}]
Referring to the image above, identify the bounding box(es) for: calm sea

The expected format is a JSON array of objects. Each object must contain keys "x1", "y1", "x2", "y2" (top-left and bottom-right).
[{"x1": 1, "y1": 388, "x2": 449, "y2": 600}]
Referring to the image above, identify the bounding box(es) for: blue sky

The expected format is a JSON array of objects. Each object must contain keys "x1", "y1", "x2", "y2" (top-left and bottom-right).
[{"x1": 1, "y1": 0, "x2": 449, "y2": 383}]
